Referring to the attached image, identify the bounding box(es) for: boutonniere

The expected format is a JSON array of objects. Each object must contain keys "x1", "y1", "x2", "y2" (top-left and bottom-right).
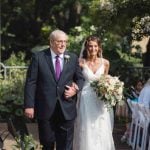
[{"x1": 64, "y1": 54, "x2": 70, "y2": 63}]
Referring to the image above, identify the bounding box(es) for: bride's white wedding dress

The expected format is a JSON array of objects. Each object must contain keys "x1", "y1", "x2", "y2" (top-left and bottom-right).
[{"x1": 73, "y1": 61, "x2": 115, "y2": 150}]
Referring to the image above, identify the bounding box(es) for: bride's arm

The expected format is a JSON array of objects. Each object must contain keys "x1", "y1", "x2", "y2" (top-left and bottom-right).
[{"x1": 104, "y1": 59, "x2": 110, "y2": 74}]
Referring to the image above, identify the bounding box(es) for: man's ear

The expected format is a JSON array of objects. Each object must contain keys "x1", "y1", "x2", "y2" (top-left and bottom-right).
[{"x1": 50, "y1": 39, "x2": 53, "y2": 47}]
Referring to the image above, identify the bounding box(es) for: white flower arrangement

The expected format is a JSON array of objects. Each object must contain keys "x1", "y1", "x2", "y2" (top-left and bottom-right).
[
  {"x1": 91, "y1": 74, "x2": 124, "y2": 109},
  {"x1": 64, "y1": 54, "x2": 70, "y2": 63},
  {"x1": 132, "y1": 15, "x2": 150, "y2": 40}
]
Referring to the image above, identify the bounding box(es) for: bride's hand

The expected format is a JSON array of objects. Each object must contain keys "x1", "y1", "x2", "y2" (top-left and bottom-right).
[
  {"x1": 64, "y1": 83, "x2": 79, "y2": 99},
  {"x1": 64, "y1": 85, "x2": 77, "y2": 99}
]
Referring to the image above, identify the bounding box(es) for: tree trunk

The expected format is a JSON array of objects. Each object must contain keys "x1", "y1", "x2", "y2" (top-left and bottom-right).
[{"x1": 143, "y1": 39, "x2": 150, "y2": 67}]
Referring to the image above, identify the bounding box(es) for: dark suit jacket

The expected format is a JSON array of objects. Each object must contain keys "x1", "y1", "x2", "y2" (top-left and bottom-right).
[{"x1": 24, "y1": 49, "x2": 84, "y2": 120}]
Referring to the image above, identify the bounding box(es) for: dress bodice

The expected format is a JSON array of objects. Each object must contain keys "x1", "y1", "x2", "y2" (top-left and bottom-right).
[{"x1": 82, "y1": 62, "x2": 105, "y2": 82}]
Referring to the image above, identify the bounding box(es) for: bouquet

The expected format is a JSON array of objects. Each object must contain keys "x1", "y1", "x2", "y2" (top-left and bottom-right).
[{"x1": 91, "y1": 74, "x2": 124, "y2": 109}]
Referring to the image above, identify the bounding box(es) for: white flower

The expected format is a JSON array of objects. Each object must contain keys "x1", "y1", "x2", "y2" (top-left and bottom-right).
[
  {"x1": 91, "y1": 74, "x2": 124, "y2": 110},
  {"x1": 75, "y1": 26, "x2": 82, "y2": 32},
  {"x1": 90, "y1": 25, "x2": 96, "y2": 31},
  {"x1": 64, "y1": 54, "x2": 70, "y2": 63}
]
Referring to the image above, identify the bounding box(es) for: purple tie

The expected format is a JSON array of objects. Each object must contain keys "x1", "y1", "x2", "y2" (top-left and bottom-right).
[{"x1": 55, "y1": 55, "x2": 61, "y2": 80}]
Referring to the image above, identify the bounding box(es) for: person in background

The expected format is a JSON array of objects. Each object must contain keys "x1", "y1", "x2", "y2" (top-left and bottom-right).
[
  {"x1": 128, "y1": 78, "x2": 144, "y2": 102},
  {"x1": 24, "y1": 29, "x2": 84, "y2": 150},
  {"x1": 121, "y1": 78, "x2": 144, "y2": 143},
  {"x1": 138, "y1": 77, "x2": 150, "y2": 149},
  {"x1": 138, "y1": 78, "x2": 150, "y2": 108}
]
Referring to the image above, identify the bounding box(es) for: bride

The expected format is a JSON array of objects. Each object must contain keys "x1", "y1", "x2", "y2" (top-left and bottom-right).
[{"x1": 73, "y1": 35, "x2": 115, "y2": 150}]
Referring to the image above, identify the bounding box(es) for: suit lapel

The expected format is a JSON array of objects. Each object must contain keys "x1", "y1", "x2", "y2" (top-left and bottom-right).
[{"x1": 44, "y1": 49, "x2": 57, "y2": 82}]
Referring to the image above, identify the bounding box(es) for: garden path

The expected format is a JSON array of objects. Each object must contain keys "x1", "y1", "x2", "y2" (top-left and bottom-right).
[{"x1": 0, "y1": 121, "x2": 131, "y2": 150}]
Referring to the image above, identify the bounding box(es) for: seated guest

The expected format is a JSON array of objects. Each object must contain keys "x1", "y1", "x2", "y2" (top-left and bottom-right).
[
  {"x1": 127, "y1": 78, "x2": 143, "y2": 102},
  {"x1": 121, "y1": 78, "x2": 143, "y2": 143}
]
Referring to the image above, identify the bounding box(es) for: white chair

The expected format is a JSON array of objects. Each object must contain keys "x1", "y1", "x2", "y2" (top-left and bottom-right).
[
  {"x1": 136, "y1": 103, "x2": 147, "y2": 150},
  {"x1": 127, "y1": 100, "x2": 139, "y2": 149},
  {"x1": 142, "y1": 107, "x2": 150, "y2": 150}
]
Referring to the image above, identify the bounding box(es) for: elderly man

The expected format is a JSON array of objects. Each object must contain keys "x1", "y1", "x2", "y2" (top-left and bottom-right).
[{"x1": 24, "y1": 29, "x2": 84, "y2": 150}]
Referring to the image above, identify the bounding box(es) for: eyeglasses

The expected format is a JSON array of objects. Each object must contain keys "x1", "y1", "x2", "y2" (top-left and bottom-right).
[{"x1": 54, "y1": 40, "x2": 68, "y2": 44}]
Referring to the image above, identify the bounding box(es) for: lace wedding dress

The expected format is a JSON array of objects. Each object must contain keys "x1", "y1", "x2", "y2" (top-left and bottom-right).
[{"x1": 73, "y1": 62, "x2": 115, "y2": 150}]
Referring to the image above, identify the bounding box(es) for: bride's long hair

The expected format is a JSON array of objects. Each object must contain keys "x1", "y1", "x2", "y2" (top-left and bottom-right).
[{"x1": 80, "y1": 35, "x2": 102, "y2": 59}]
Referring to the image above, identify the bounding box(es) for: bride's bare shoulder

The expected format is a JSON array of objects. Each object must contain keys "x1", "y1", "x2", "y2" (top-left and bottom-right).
[
  {"x1": 102, "y1": 58, "x2": 110, "y2": 74},
  {"x1": 79, "y1": 58, "x2": 86, "y2": 67},
  {"x1": 102, "y1": 58, "x2": 110, "y2": 66}
]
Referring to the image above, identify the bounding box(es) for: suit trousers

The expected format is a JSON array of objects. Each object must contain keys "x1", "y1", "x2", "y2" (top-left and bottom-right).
[{"x1": 38, "y1": 101, "x2": 75, "y2": 150}]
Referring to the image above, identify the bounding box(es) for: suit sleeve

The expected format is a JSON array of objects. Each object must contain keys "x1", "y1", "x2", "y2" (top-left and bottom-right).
[{"x1": 24, "y1": 53, "x2": 38, "y2": 108}]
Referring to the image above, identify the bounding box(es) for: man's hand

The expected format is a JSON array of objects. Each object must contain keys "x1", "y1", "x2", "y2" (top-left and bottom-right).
[
  {"x1": 64, "y1": 83, "x2": 79, "y2": 99},
  {"x1": 24, "y1": 108, "x2": 34, "y2": 119}
]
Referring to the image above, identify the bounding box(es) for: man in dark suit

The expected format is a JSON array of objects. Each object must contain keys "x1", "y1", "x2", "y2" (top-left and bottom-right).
[{"x1": 24, "y1": 29, "x2": 85, "y2": 150}]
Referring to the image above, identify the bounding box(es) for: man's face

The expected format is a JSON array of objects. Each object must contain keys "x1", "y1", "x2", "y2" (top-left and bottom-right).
[{"x1": 50, "y1": 34, "x2": 68, "y2": 55}]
